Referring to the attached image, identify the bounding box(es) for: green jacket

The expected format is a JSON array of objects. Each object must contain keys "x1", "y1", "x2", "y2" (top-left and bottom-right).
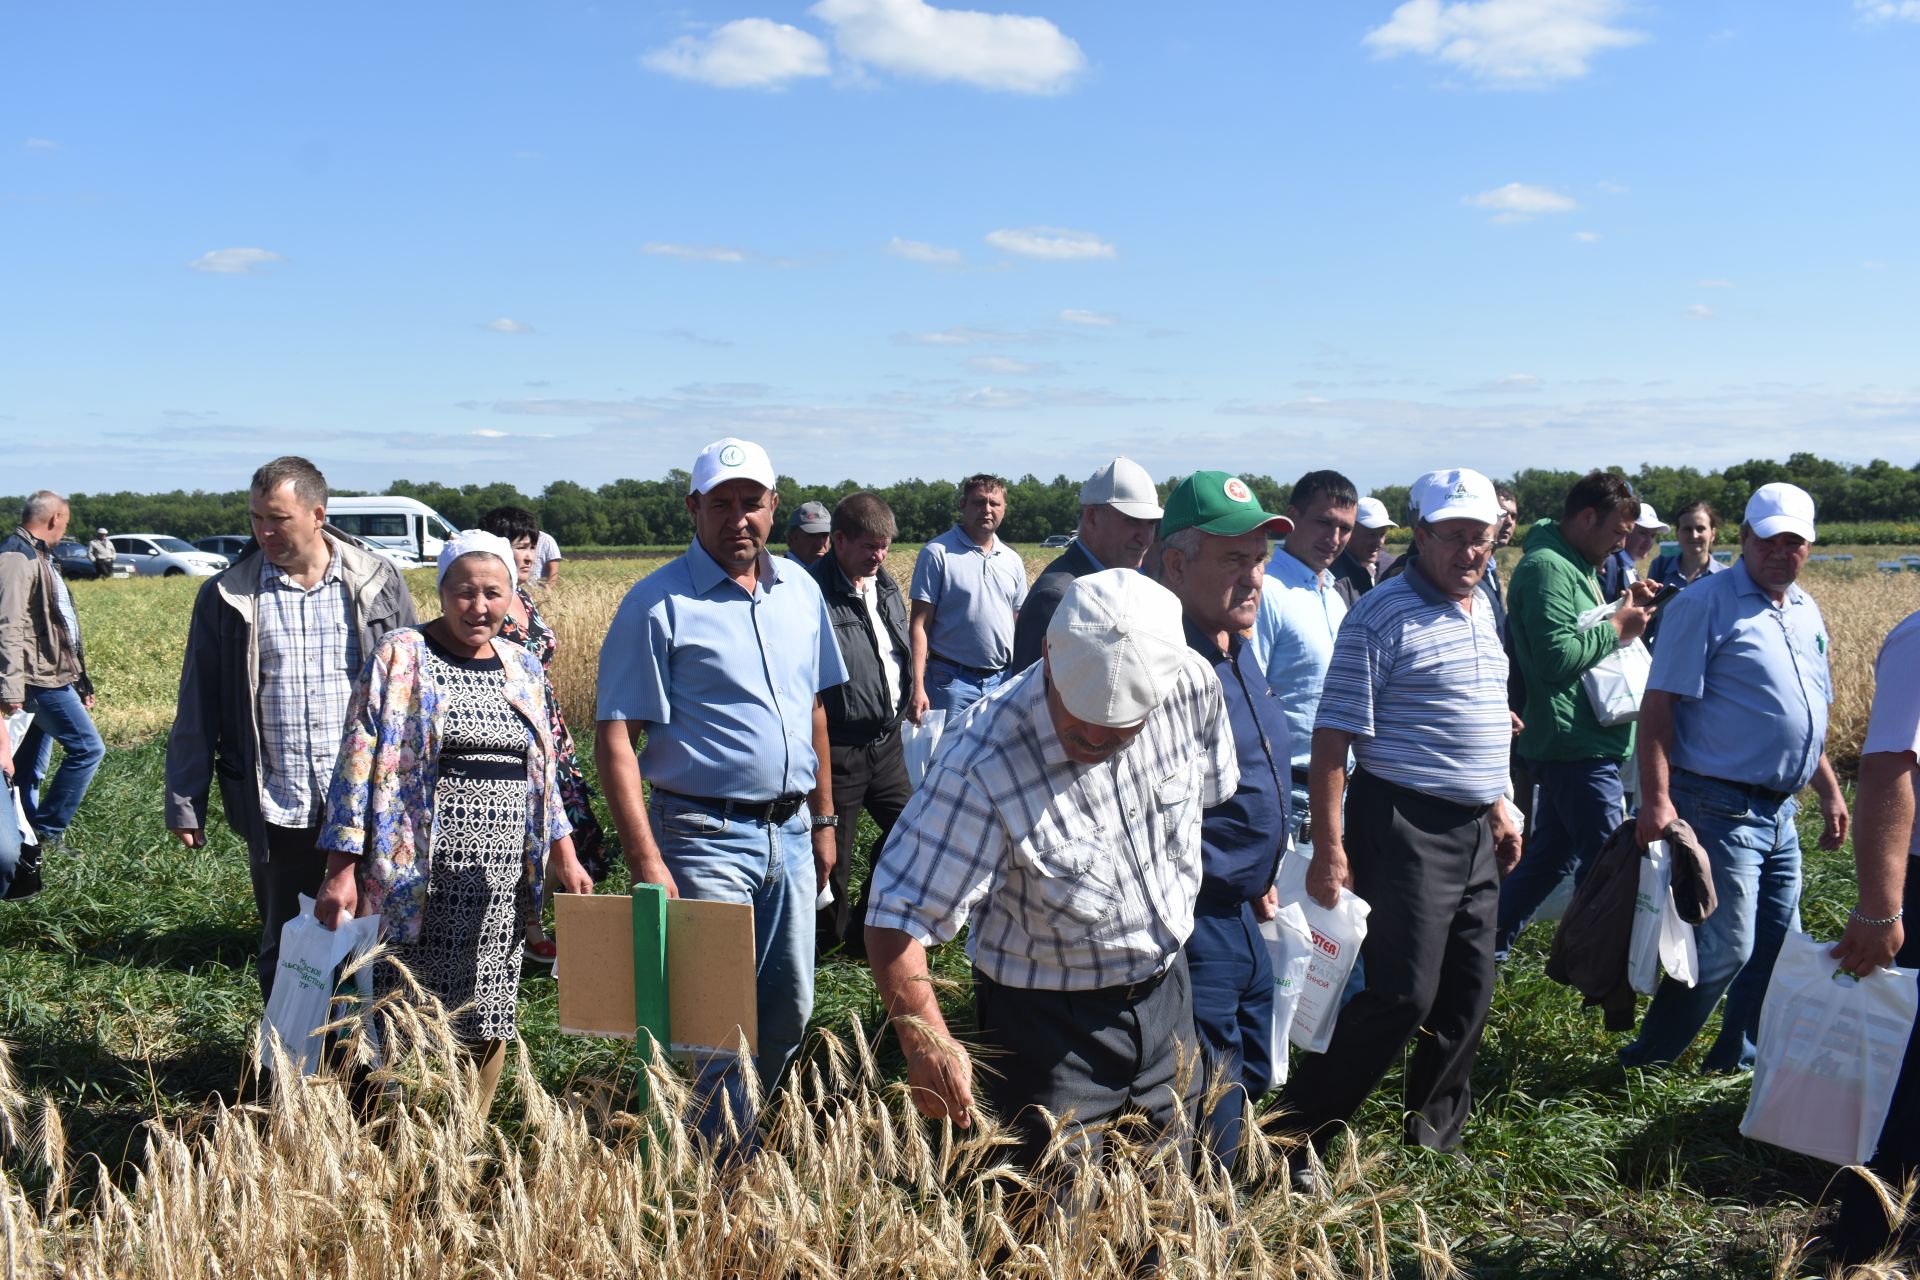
[{"x1": 1508, "y1": 519, "x2": 1634, "y2": 763}]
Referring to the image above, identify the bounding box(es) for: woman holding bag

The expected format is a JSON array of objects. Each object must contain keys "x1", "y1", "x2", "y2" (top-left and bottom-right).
[{"x1": 314, "y1": 530, "x2": 592, "y2": 1111}]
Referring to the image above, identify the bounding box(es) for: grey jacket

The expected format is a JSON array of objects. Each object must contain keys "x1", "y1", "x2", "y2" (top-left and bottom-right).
[
  {"x1": 164, "y1": 536, "x2": 418, "y2": 857},
  {"x1": 0, "y1": 527, "x2": 84, "y2": 702}
]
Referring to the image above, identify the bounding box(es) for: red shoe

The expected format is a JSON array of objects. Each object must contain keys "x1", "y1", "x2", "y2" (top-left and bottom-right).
[{"x1": 523, "y1": 938, "x2": 557, "y2": 965}]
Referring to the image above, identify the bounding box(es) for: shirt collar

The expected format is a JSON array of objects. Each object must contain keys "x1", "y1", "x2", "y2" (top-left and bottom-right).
[
  {"x1": 259, "y1": 545, "x2": 345, "y2": 589},
  {"x1": 1181, "y1": 614, "x2": 1238, "y2": 664},
  {"x1": 686, "y1": 536, "x2": 779, "y2": 597},
  {"x1": 1077, "y1": 541, "x2": 1106, "y2": 572},
  {"x1": 1266, "y1": 546, "x2": 1330, "y2": 591},
  {"x1": 952, "y1": 525, "x2": 998, "y2": 554},
  {"x1": 1730, "y1": 557, "x2": 1805, "y2": 608}
]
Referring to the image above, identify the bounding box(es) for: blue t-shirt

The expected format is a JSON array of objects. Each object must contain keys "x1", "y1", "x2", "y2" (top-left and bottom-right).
[
  {"x1": 1250, "y1": 547, "x2": 1346, "y2": 771},
  {"x1": 909, "y1": 526, "x2": 1029, "y2": 670}
]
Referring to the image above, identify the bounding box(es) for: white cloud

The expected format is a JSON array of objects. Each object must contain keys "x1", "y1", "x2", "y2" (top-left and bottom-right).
[
  {"x1": 1696, "y1": 278, "x2": 1734, "y2": 289},
  {"x1": 1059, "y1": 308, "x2": 1117, "y2": 326},
  {"x1": 1685, "y1": 304, "x2": 1713, "y2": 320},
  {"x1": 968, "y1": 355, "x2": 1059, "y2": 375},
  {"x1": 642, "y1": 18, "x2": 831, "y2": 89},
  {"x1": 1463, "y1": 182, "x2": 1578, "y2": 223},
  {"x1": 641, "y1": 242, "x2": 751, "y2": 263},
  {"x1": 984, "y1": 226, "x2": 1116, "y2": 260},
  {"x1": 898, "y1": 325, "x2": 1052, "y2": 345},
  {"x1": 810, "y1": 0, "x2": 1085, "y2": 94},
  {"x1": 1863, "y1": 260, "x2": 1889, "y2": 271},
  {"x1": 1365, "y1": 0, "x2": 1647, "y2": 87},
  {"x1": 188, "y1": 247, "x2": 284, "y2": 275},
  {"x1": 1572, "y1": 229, "x2": 1601, "y2": 242},
  {"x1": 885, "y1": 236, "x2": 964, "y2": 265},
  {"x1": 484, "y1": 317, "x2": 534, "y2": 334},
  {"x1": 472, "y1": 429, "x2": 509, "y2": 438},
  {"x1": 1857, "y1": 0, "x2": 1920, "y2": 22},
  {"x1": 24, "y1": 137, "x2": 57, "y2": 150}
]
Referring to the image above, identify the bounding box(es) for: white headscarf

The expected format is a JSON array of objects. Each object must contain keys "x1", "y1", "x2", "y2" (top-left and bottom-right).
[{"x1": 435, "y1": 529, "x2": 518, "y2": 588}]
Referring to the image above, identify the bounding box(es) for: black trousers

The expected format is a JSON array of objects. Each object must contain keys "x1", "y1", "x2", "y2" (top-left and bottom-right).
[
  {"x1": 254, "y1": 822, "x2": 331, "y2": 1000},
  {"x1": 1279, "y1": 768, "x2": 1499, "y2": 1153},
  {"x1": 818, "y1": 728, "x2": 912, "y2": 954}
]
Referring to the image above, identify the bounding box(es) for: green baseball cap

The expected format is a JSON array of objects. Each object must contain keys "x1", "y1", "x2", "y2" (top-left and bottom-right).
[{"x1": 1158, "y1": 471, "x2": 1294, "y2": 539}]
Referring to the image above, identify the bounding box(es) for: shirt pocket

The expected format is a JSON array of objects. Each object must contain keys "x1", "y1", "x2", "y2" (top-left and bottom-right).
[
  {"x1": 1156, "y1": 761, "x2": 1204, "y2": 843},
  {"x1": 1013, "y1": 833, "x2": 1119, "y2": 928}
]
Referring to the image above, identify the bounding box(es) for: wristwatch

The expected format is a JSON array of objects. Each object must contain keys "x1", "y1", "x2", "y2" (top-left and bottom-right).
[{"x1": 810, "y1": 815, "x2": 841, "y2": 830}]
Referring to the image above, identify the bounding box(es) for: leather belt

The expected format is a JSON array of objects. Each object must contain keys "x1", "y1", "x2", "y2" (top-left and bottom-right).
[
  {"x1": 1675, "y1": 769, "x2": 1793, "y2": 807},
  {"x1": 1096, "y1": 963, "x2": 1173, "y2": 1004},
  {"x1": 656, "y1": 790, "x2": 808, "y2": 825},
  {"x1": 929, "y1": 651, "x2": 1005, "y2": 678}
]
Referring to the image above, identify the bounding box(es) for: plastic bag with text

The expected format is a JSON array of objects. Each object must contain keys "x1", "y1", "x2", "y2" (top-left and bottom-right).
[
  {"x1": 900, "y1": 710, "x2": 947, "y2": 789},
  {"x1": 1258, "y1": 903, "x2": 1315, "y2": 1088},
  {"x1": 259, "y1": 895, "x2": 382, "y2": 1077},
  {"x1": 1740, "y1": 931, "x2": 1918, "y2": 1166},
  {"x1": 1628, "y1": 839, "x2": 1697, "y2": 994},
  {"x1": 1274, "y1": 848, "x2": 1372, "y2": 1055}
]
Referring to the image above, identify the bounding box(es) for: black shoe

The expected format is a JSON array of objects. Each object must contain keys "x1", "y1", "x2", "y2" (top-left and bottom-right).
[{"x1": 5, "y1": 844, "x2": 42, "y2": 901}]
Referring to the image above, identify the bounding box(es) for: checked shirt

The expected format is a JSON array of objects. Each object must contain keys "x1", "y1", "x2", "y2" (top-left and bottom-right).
[{"x1": 256, "y1": 551, "x2": 361, "y2": 827}]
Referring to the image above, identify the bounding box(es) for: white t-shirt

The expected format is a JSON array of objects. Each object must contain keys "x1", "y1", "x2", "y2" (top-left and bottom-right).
[
  {"x1": 855, "y1": 576, "x2": 905, "y2": 710},
  {"x1": 1862, "y1": 610, "x2": 1920, "y2": 859},
  {"x1": 533, "y1": 531, "x2": 563, "y2": 579}
]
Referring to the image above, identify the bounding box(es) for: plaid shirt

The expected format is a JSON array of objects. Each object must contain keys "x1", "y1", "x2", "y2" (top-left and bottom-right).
[
  {"x1": 865, "y1": 658, "x2": 1238, "y2": 992},
  {"x1": 255, "y1": 551, "x2": 360, "y2": 827}
]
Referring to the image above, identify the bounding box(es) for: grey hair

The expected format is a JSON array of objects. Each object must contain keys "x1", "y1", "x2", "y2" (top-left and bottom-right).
[
  {"x1": 250, "y1": 455, "x2": 327, "y2": 505},
  {"x1": 1161, "y1": 527, "x2": 1209, "y2": 564},
  {"x1": 21, "y1": 490, "x2": 67, "y2": 525}
]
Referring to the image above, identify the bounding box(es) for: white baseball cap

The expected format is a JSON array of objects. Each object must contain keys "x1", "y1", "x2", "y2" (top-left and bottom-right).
[
  {"x1": 1045, "y1": 569, "x2": 1190, "y2": 729},
  {"x1": 1355, "y1": 496, "x2": 1397, "y2": 530},
  {"x1": 1079, "y1": 457, "x2": 1164, "y2": 520},
  {"x1": 1410, "y1": 468, "x2": 1500, "y2": 527},
  {"x1": 1744, "y1": 482, "x2": 1817, "y2": 543},
  {"x1": 437, "y1": 528, "x2": 518, "y2": 588},
  {"x1": 689, "y1": 437, "x2": 777, "y2": 495},
  {"x1": 1634, "y1": 502, "x2": 1668, "y2": 531}
]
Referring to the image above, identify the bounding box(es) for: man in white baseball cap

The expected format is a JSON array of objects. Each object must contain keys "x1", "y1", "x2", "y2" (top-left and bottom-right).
[
  {"x1": 866, "y1": 568, "x2": 1238, "y2": 1174},
  {"x1": 1333, "y1": 496, "x2": 1396, "y2": 597},
  {"x1": 1601, "y1": 499, "x2": 1669, "y2": 602},
  {"x1": 1011, "y1": 457, "x2": 1165, "y2": 673}
]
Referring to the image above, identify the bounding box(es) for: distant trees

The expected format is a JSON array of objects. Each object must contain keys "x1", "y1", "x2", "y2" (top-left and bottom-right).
[{"x1": 12, "y1": 453, "x2": 1918, "y2": 548}]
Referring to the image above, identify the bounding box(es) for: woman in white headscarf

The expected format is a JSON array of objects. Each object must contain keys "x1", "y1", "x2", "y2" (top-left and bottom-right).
[{"x1": 315, "y1": 530, "x2": 592, "y2": 1109}]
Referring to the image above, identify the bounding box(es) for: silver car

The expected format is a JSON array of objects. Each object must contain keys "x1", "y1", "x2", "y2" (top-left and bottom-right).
[{"x1": 109, "y1": 534, "x2": 229, "y2": 577}]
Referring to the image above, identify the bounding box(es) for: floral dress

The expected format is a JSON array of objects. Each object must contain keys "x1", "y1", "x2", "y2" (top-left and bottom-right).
[{"x1": 500, "y1": 588, "x2": 613, "y2": 883}]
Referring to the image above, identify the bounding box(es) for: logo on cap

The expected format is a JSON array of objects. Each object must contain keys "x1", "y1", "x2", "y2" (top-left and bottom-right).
[
  {"x1": 1223, "y1": 477, "x2": 1252, "y2": 503},
  {"x1": 719, "y1": 444, "x2": 744, "y2": 467},
  {"x1": 1452, "y1": 482, "x2": 1470, "y2": 499}
]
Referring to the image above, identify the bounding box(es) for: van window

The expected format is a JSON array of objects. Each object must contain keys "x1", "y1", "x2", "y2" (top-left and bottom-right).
[
  {"x1": 426, "y1": 514, "x2": 457, "y2": 542},
  {"x1": 332, "y1": 513, "x2": 411, "y2": 540}
]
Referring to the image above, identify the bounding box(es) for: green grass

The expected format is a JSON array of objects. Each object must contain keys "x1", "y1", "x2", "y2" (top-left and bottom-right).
[{"x1": 0, "y1": 735, "x2": 1875, "y2": 1275}]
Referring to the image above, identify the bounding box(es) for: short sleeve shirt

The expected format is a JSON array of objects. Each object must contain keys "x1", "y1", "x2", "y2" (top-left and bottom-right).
[
  {"x1": 596, "y1": 541, "x2": 848, "y2": 800},
  {"x1": 909, "y1": 527, "x2": 1029, "y2": 670},
  {"x1": 1647, "y1": 559, "x2": 1832, "y2": 795},
  {"x1": 1250, "y1": 548, "x2": 1347, "y2": 771},
  {"x1": 1863, "y1": 610, "x2": 1920, "y2": 859},
  {"x1": 532, "y1": 532, "x2": 562, "y2": 578}
]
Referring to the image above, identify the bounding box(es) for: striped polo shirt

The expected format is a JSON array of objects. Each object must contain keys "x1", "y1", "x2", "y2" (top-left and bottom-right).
[{"x1": 1314, "y1": 558, "x2": 1511, "y2": 806}]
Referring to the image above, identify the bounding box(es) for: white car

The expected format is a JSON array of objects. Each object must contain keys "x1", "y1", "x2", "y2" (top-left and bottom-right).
[{"x1": 109, "y1": 534, "x2": 229, "y2": 577}]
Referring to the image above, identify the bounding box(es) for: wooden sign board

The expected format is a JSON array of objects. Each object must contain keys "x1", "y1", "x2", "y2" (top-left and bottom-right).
[{"x1": 553, "y1": 892, "x2": 758, "y2": 1056}]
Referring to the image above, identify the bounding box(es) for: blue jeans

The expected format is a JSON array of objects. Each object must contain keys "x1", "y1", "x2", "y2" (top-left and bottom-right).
[
  {"x1": 1185, "y1": 901, "x2": 1274, "y2": 1169},
  {"x1": 15, "y1": 684, "x2": 104, "y2": 842},
  {"x1": 649, "y1": 794, "x2": 815, "y2": 1144},
  {"x1": 1620, "y1": 770, "x2": 1802, "y2": 1071},
  {"x1": 922, "y1": 656, "x2": 1004, "y2": 723},
  {"x1": 1495, "y1": 757, "x2": 1625, "y2": 954}
]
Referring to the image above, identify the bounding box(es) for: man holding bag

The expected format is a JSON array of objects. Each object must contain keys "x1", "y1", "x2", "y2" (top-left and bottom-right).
[
  {"x1": 1623, "y1": 482, "x2": 1849, "y2": 1072},
  {"x1": 1497, "y1": 472, "x2": 1657, "y2": 957}
]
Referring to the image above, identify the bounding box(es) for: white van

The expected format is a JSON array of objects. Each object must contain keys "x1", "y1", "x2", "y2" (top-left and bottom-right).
[{"x1": 325, "y1": 496, "x2": 461, "y2": 567}]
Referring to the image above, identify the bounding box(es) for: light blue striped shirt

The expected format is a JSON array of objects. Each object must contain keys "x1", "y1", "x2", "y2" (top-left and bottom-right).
[
  {"x1": 1250, "y1": 547, "x2": 1347, "y2": 770},
  {"x1": 1314, "y1": 560, "x2": 1511, "y2": 806}
]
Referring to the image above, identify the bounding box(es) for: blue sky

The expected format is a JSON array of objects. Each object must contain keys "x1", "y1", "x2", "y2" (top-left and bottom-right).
[{"x1": 5, "y1": 0, "x2": 1918, "y2": 499}]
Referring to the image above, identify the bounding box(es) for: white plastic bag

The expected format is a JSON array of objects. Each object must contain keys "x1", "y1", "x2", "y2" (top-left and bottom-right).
[
  {"x1": 1575, "y1": 601, "x2": 1652, "y2": 727},
  {"x1": 1274, "y1": 848, "x2": 1371, "y2": 1055},
  {"x1": 1740, "y1": 931, "x2": 1919, "y2": 1166},
  {"x1": 900, "y1": 710, "x2": 947, "y2": 788},
  {"x1": 1629, "y1": 840, "x2": 1697, "y2": 994},
  {"x1": 1658, "y1": 889, "x2": 1698, "y2": 987},
  {"x1": 259, "y1": 895, "x2": 382, "y2": 1076},
  {"x1": 4, "y1": 712, "x2": 30, "y2": 842},
  {"x1": 1259, "y1": 903, "x2": 1315, "y2": 1088}
]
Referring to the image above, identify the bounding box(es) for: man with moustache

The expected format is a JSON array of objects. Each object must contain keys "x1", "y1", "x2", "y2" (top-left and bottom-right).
[
  {"x1": 865, "y1": 569, "x2": 1237, "y2": 1172},
  {"x1": 1279, "y1": 468, "x2": 1525, "y2": 1166},
  {"x1": 1156, "y1": 472, "x2": 1294, "y2": 1168},
  {"x1": 908, "y1": 474, "x2": 1028, "y2": 724},
  {"x1": 1010, "y1": 457, "x2": 1163, "y2": 675},
  {"x1": 1331, "y1": 497, "x2": 1396, "y2": 598},
  {"x1": 597, "y1": 436, "x2": 848, "y2": 1139},
  {"x1": 1621, "y1": 482, "x2": 1850, "y2": 1072}
]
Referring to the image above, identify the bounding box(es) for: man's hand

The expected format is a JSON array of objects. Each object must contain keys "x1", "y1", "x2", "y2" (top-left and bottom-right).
[
  {"x1": 170, "y1": 827, "x2": 206, "y2": 849},
  {"x1": 629, "y1": 854, "x2": 681, "y2": 899},
  {"x1": 1509, "y1": 710, "x2": 1524, "y2": 737},
  {"x1": 1305, "y1": 843, "x2": 1350, "y2": 910},
  {"x1": 1612, "y1": 599, "x2": 1656, "y2": 645},
  {"x1": 0, "y1": 702, "x2": 19, "y2": 716},
  {"x1": 548, "y1": 839, "x2": 594, "y2": 897},
  {"x1": 1626, "y1": 579, "x2": 1660, "y2": 605},
  {"x1": 812, "y1": 826, "x2": 836, "y2": 893},
  {"x1": 1831, "y1": 912, "x2": 1904, "y2": 978},
  {"x1": 902, "y1": 1033, "x2": 975, "y2": 1128},
  {"x1": 908, "y1": 688, "x2": 930, "y2": 726},
  {"x1": 81, "y1": 694, "x2": 96, "y2": 711},
  {"x1": 1637, "y1": 792, "x2": 1678, "y2": 847},
  {"x1": 1253, "y1": 885, "x2": 1279, "y2": 923},
  {"x1": 1490, "y1": 804, "x2": 1524, "y2": 877},
  {"x1": 1818, "y1": 791, "x2": 1851, "y2": 852},
  {"x1": 314, "y1": 860, "x2": 358, "y2": 930}
]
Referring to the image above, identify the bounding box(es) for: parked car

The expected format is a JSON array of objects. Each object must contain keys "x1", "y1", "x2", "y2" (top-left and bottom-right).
[
  {"x1": 1041, "y1": 534, "x2": 1075, "y2": 549},
  {"x1": 52, "y1": 539, "x2": 130, "y2": 580},
  {"x1": 195, "y1": 535, "x2": 253, "y2": 560},
  {"x1": 108, "y1": 534, "x2": 229, "y2": 577}
]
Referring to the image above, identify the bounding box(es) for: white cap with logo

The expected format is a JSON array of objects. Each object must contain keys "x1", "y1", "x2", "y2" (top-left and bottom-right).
[
  {"x1": 689, "y1": 437, "x2": 777, "y2": 495},
  {"x1": 1635, "y1": 502, "x2": 1668, "y2": 531},
  {"x1": 1744, "y1": 482, "x2": 1817, "y2": 543},
  {"x1": 1410, "y1": 468, "x2": 1500, "y2": 526},
  {"x1": 1355, "y1": 496, "x2": 1397, "y2": 530},
  {"x1": 1079, "y1": 457, "x2": 1164, "y2": 520},
  {"x1": 1045, "y1": 569, "x2": 1190, "y2": 729}
]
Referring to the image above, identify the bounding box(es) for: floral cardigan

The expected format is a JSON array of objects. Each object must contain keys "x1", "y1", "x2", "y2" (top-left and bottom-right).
[{"x1": 318, "y1": 626, "x2": 572, "y2": 944}]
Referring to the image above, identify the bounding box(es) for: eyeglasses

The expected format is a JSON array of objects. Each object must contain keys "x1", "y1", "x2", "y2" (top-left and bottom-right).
[{"x1": 1424, "y1": 530, "x2": 1497, "y2": 554}]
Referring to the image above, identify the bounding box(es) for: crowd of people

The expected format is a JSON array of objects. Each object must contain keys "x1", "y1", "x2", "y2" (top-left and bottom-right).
[{"x1": 2, "y1": 438, "x2": 1918, "y2": 1260}]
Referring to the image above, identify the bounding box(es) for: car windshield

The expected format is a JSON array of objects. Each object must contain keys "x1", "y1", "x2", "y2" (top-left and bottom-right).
[{"x1": 150, "y1": 537, "x2": 197, "y2": 553}]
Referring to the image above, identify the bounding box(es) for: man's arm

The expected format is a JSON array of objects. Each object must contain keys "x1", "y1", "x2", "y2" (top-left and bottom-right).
[
  {"x1": 1831, "y1": 751, "x2": 1912, "y2": 976},
  {"x1": 1304, "y1": 726, "x2": 1355, "y2": 908},
  {"x1": 865, "y1": 926, "x2": 974, "y2": 1127},
  {"x1": 907, "y1": 600, "x2": 934, "y2": 725},
  {"x1": 1635, "y1": 689, "x2": 1680, "y2": 845},
  {"x1": 0, "y1": 554, "x2": 31, "y2": 711},
  {"x1": 808, "y1": 697, "x2": 835, "y2": 892},
  {"x1": 1810, "y1": 752, "x2": 1850, "y2": 851},
  {"x1": 165, "y1": 578, "x2": 222, "y2": 846},
  {"x1": 595, "y1": 718, "x2": 679, "y2": 897}
]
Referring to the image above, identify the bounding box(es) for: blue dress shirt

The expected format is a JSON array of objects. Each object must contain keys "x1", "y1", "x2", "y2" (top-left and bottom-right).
[
  {"x1": 1250, "y1": 547, "x2": 1346, "y2": 770},
  {"x1": 1188, "y1": 619, "x2": 1291, "y2": 906}
]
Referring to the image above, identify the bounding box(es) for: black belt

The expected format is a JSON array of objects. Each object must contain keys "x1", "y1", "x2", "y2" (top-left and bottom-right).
[
  {"x1": 929, "y1": 651, "x2": 1005, "y2": 678},
  {"x1": 656, "y1": 790, "x2": 808, "y2": 825},
  {"x1": 1675, "y1": 769, "x2": 1792, "y2": 807},
  {"x1": 1095, "y1": 963, "x2": 1175, "y2": 1004}
]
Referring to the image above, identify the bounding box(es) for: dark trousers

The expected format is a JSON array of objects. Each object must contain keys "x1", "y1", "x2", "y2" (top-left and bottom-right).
[
  {"x1": 1495, "y1": 756, "x2": 1624, "y2": 953},
  {"x1": 1835, "y1": 869, "x2": 1920, "y2": 1263},
  {"x1": 818, "y1": 728, "x2": 912, "y2": 954},
  {"x1": 974, "y1": 955, "x2": 1202, "y2": 1173},
  {"x1": 1280, "y1": 769, "x2": 1499, "y2": 1152},
  {"x1": 254, "y1": 822, "x2": 331, "y2": 1000},
  {"x1": 1185, "y1": 899, "x2": 1275, "y2": 1169}
]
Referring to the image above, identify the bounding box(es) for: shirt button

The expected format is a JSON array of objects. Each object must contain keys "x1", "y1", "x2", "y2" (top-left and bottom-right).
[{"x1": 1129, "y1": 807, "x2": 1138, "y2": 818}]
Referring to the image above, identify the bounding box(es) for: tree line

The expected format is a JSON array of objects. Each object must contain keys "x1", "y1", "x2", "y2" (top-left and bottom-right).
[{"x1": 13, "y1": 452, "x2": 1919, "y2": 548}]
